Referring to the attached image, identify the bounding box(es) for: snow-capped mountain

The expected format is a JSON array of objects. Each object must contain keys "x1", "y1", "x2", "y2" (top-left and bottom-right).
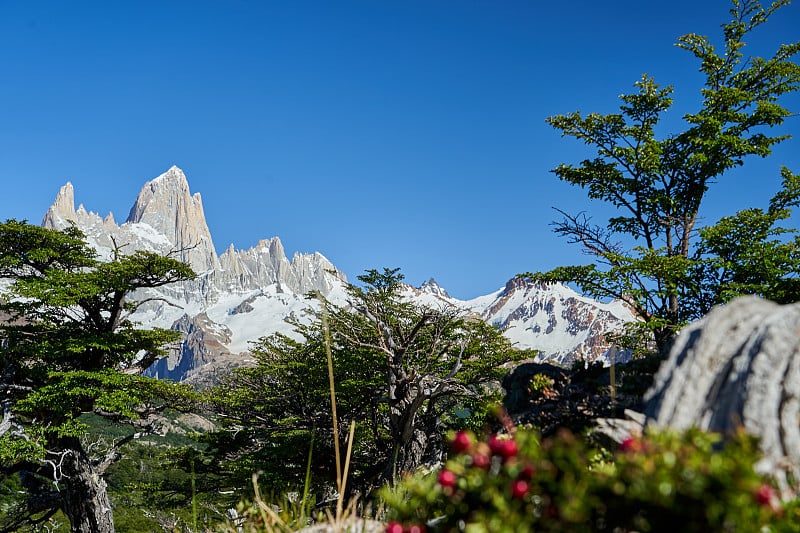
[
  {"x1": 404, "y1": 276, "x2": 635, "y2": 365},
  {"x1": 41, "y1": 166, "x2": 636, "y2": 383}
]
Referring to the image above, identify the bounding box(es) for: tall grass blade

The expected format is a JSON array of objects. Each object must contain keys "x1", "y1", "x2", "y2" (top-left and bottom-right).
[
  {"x1": 337, "y1": 420, "x2": 357, "y2": 522},
  {"x1": 301, "y1": 426, "x2": 315, "y2": 524},
  {"x1": 319, "y1": 293, "x2": 343, "y2": 497}
]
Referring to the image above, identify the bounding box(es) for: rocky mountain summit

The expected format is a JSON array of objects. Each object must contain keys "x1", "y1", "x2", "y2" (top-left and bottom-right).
[{"x1": 41, "y1": 166, "x2": 636, "y2": 382}]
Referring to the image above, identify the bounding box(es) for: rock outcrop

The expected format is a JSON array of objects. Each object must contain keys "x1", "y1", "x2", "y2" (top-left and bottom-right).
[
  {"x1": 645, "y1": 296, "x2": 800, "y2": 494},
  {"x1": 145, "y1": 312, "x2": 247, "y2": 386},
  {"x1": 41, "y1": 182, "x2": 77, "y2": 229}
]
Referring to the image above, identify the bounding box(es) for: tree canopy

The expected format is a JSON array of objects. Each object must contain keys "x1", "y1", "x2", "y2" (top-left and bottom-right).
[
  {"x1": 525, "y1": 0, "x2": 800, "y2": 351},
  {"x1": 0, "y1": 220, "x2": 196, "y2": 533}
]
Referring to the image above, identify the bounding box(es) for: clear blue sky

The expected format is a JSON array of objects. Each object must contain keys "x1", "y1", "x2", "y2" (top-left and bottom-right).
[{"x1": 1, "y1": 1, "x2": 798, "y2": 298}]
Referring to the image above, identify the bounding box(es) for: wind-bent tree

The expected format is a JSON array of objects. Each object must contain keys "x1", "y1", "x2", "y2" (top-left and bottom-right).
[
  {"x1": 0, "y1": 220, "x2": 196, "y2": 533},
  {"x1": 209, "y1": 268, "x2": 527, "y2": 498},
  {"x1": 526, "y1": 0, "x2": 800, "y2": 351}
]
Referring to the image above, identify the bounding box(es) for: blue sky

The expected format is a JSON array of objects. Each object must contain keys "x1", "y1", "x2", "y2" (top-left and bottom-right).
[{"x1": 0, "y1": 1, "x2": 798, "y2": 298}]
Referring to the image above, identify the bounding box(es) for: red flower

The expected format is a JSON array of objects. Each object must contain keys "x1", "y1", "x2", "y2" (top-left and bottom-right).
[
  {"x1": 620, "y1": 435, "x2": 642, "y2": 453},
  {"x1": 451, "y1": 430, "x2": 472, "y2": 454},
  {"x1": 500, "y1": 439, "x2": 519, "y2": 460},
  {"x1": 488, "y1": 434, "x2": 518, "y2": 460},
  {"x1": 385, "y1": 522, "x2": 404, "y2": 533},
  {"x1": 438, "y1": 469, "x2": 457, "y2": 488},
  {"x1": 755, "y1": 484, "x2": 778, "y2": 510},
  {"x1": 511, "y1": 479, "x2": 529, "y2": 500},
  {"x1": 488, "y1": 434, "x2": 504, "y2": 455},
  {"x1": 471, "y1": 451, "x2": 490, "y2": 469},
  {"x1": 407, "y1": 525, "x2": 426, "y2": 533}
]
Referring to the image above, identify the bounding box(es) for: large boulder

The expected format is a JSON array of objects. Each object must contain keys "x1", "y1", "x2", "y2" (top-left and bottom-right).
[{"x1": 645, "y1": 296, "x2": 800, "y2": 493}]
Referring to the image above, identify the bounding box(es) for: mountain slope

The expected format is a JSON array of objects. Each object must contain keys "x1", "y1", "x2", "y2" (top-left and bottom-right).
[
  {"x1": 406, "y1": 277, "x2": 635, "y2": 366},
  {"x1": 41, "y1": 166, "x2": 635, "y2": 382}
]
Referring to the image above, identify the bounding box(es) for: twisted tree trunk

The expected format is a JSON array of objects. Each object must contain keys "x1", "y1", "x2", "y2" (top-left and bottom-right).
[
  {"x1": 386, "y1": 365, "x2": 430, "y2": 480},
  {"x1": 56, "y1": 438, "x2": 116, "y2": 533}
]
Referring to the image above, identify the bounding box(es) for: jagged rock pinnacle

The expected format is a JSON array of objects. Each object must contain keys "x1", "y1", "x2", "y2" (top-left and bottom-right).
[
  {"x1": 42, "y1": 182, "x2": 76, "y2": 228},
  {"x1": 127, "y1": 166, "x2": 220, "y2": 272}
]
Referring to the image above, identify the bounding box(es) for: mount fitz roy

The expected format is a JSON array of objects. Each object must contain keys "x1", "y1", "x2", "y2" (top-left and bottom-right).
[{"x1": 42, "y1": 166, "x2": 636, "y2": 383}]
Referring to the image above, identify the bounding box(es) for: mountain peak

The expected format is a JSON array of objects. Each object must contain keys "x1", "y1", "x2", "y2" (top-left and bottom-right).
[
  {"x1": 420, "y1": 278, "x2": 450, "y2": 298},
  {"x1": 41, "y1": 182, "x2": 76, "y2": 228},
  {"x1": 130, "y1": 167, "x2": 190, "y2": 213},
  {"x1": 126, "y1": 166, "x2": 219, "y2": 272},
  {"x1": 148, "y1": 165, "x2": 187, "y2": 187}
]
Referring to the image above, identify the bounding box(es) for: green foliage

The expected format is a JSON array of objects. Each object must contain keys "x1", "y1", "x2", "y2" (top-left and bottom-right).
[
  {"x1": 525, "y1": 1, "x2": 800, "y2": 351},
  {"x1": 385, "y1": 427, "x2": 793, "y2": 532},
  {"x1": 528, "y1": 373, "x2": 556, "y2": 395},
  {"x1": 444, "y1": 388, "x2": 505, "y2": 435},
  {"x1": 106, "y1": 443, "x2": 231, "y2": 531},
  {"x1": 0, "y1": 220, "x2": 196, "y2": 531},
  {"x1": 208, "y1": 268, "x2": 529, "y2": 500},
  {"x1": 689, "y1": 167, "x2": 800, "y2": 315}
]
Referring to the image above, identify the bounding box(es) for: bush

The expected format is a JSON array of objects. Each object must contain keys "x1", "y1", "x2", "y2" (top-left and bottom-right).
[{"x1": 384, "y1": 427, "x2": 797, "y2": 532}]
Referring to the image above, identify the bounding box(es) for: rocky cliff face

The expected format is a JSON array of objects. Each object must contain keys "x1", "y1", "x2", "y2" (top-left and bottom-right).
[
  {"x1": 146, "y1": 312, "x2": 243, "y2": 387},
  {"x1": 126, "y1": 165, "x2": 220, "y2": 273},
  {"x1": 41, "y1": 166, "x2": 635, "y2": 382}
]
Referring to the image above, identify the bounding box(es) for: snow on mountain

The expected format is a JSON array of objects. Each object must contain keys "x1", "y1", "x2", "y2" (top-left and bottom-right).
[
  {"x1": 420, "y1": 278, "x2": 451, "y2": 299},
  {"x1": 403, "y1": 276, "x2": 636, "y2": 366},
  {"x1": 471, "y1": 277, "x2": 635, "y2": 364},
  {"x1": 40, "y1": 166, "x2": 635, "y2": 383}
]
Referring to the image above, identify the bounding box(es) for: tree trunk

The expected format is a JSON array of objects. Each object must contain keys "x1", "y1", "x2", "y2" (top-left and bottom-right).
[
  {"x1": 395, "y1": 428, "x2": 428, "y2": 477},
  {"x1": 384, "y1": 366, "x2": 434, "y2": 484},
  {"x1": 57, "y1": 439, "x2": 116, "y2": 533}
]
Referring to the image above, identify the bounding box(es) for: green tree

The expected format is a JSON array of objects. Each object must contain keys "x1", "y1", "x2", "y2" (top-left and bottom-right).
[
  {"x1": 525, "y1": 0, "x2": 800, "y2": 352},
  {"x1": 0, "y1": 220, "x2": 196, "y2": 533},
  {"x1": 209, "y1": 268, "x2": 528, "y2": 500},
  {"x1": 687, "y1": 167, "x2": 800, "y2": 317}
]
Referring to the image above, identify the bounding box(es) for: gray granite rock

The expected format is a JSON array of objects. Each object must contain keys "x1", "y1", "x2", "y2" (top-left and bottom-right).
[{"x1": 645, "y1": 296, "x2": 800, "y2": 493}]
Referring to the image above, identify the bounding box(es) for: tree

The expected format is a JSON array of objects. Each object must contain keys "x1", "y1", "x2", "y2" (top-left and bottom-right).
[
  {"x1": 209, "y1": 268, "x2": 528, "y2": 499},
  {"x1": 687, "y1": 167, "x2": 800, "y2": 317},
  {"x1": 0, "y1": 220, "x2": 196, "y2": 533},
  {"x1": 525, "y1": 0, "x2": 800, "y2": 352}
]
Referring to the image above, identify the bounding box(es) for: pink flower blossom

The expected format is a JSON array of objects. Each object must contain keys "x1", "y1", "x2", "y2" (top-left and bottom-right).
[
  {"x1": 620, "y1": 435, "x2": 642, "y2": 453},
  {"x1": 451, "y1": 430, "x2": 472, "y2": 454},
  {"x1": 438, "y1": 469, "x2": 457, "y2": 488},
  {"x1": 385, "y1": 522, "x2": 404, "y2": 533},
  {"x1": 755, "y1": 484, "x2": 778, "y2": 510},
  {"x1": 511, "y1": 479, "x2": 529, "y2": 500},
  {"x1": 471, "y1": 452, "x2": 490, "y2": 469}
]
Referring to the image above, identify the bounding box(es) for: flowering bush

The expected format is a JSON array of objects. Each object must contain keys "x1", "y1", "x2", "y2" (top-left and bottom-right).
[{"x1": 383, "y1": 427, "x2": 799, "y2": 532}]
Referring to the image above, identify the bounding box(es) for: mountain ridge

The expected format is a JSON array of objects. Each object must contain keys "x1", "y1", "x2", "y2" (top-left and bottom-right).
[{"x1": 41, "y1": 166, "x2": 636, "y2": 383}]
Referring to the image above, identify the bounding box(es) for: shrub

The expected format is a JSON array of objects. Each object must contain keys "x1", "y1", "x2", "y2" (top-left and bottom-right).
[
  {"x1": 384, "y1": 427, "x2": 796, "y2": 532},
  {"x1": 528, "y1": 374, "x2": 556, "y2": 399}
]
